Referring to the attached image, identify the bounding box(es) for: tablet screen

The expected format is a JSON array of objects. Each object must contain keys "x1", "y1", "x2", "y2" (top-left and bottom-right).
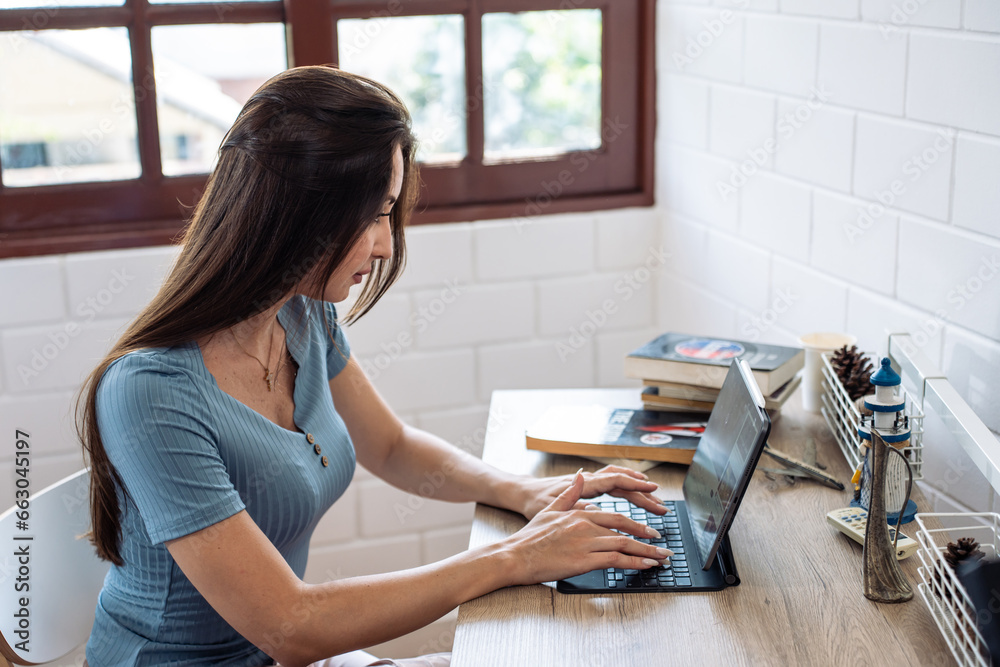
[{"x1": 682, "y1": 360, "x2": 771, "y2": 570}]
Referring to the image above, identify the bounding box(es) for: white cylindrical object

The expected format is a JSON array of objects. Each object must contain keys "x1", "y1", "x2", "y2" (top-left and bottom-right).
[
  {"x1": 875, "y1": 411, "x2": 894, "y2": 429},
  {"x1": 798, "y1": 332, "x2": 858, "y2": 413}
]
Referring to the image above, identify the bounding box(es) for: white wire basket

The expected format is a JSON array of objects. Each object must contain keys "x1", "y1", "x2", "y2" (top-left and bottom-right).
[
  {"x1": 819, "y1": 350, "x2": 925, "y2": 480},
  {"x1": 914, "y1": 512, "x2": 998, "y2": 667}
]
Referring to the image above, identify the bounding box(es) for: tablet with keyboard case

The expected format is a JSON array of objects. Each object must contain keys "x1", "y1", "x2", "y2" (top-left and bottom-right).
[{"x1": 557, "y1": 358, "x2": 771, "y2": 593}]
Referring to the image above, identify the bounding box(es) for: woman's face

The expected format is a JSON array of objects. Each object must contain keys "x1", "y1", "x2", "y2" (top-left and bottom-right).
[{"x1": 321, "y1": 145, "x2": 404, "y2": 303}]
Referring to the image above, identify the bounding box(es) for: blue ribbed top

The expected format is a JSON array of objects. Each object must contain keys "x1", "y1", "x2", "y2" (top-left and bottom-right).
[{"x1": 86, "y1": 296, "x2": 355, "y2": 666}]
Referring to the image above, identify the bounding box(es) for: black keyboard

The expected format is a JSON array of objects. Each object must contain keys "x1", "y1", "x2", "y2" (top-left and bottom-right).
[{"x1": 599, "y1": 499, "x2": 693, "y2": 589}]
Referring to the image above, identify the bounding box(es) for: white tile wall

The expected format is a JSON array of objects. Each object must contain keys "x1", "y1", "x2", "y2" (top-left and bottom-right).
[
  {"x1": 906, "y1": 32, "x2": 1000, "y2": 136},
  {"x1": 743, "y1": 15, "x2": 818, "y2": 97},
  {"x1": 780, "y1": 0, "x2": 858, "y2": 19},
  {"x1": 658, "y1": 75, "x2": 710, "y2": 149},
  {"x1": 595, "y1": 328, "x2": 660, "y2": 388},
  {"x1": 860, "y1": 0, "x2": 962, "y2": 29},
  {"x1": 816, "y1": 22, "x2": 907, "y2": 115},
  {"x1": 0, "y1": 257, "x2": 64, "y2": 327},
  {"x1": 845, "y1": 287, "x2": 945, "y2": 364},
  {"x1": 739, "y1": 171, "x2": 813, "y2": 259},
  {"x1": 476, "y1": 339, "x2": 595, "y2": 400},
  {"x1": 658, "y1": 6, "x2": 745, "y2": 83},
  {"x1": 660, "y1": 147, "x2": 741, "y2": 231},
  {"x1": 473, "y1": 214, "x2": 595, "y2": 281},
  {"x1": 657, "y1": 274, "x2": 738, "y2": 337},
  {"x1": 810, "y1": 190, "x2": 898, "y2": 295},
  {"x1": 852, "y1": 115, "x2": 954, "y2": 221},
  {"x1": 770, "y1": 256, "x2": 849, "y2": 334},
  {"x1": 708, "y1": 85, "x2": 777, "y2": 166},
  {"x1": 897, "y1": 216, "x2": 1000, "y2": 340},
  {"x1": 596, "y1": 208, "x2": 660, "y2": 270},
  {"x1": 964, "y1": 0, "x2": 1000, "y2": 32},
  {"x1": 660, "y1": 213, "x2": 710, "y2": 280},
  {"x1": 394, "y1": 223, "x2": 474, "y2": 290},
  {"x1": 63, "y1": 246, "x2": 178, "y2": 319},
  {"x1": 413, "y1": 282, "x2": 534, "y2": 348},
  {"x1": 341, "y1": 293, "x2": 412, "y2": 356},
  {"x1": 773, "y1": 99, "x2": 854, "y2": 192},
  {"x1": 537, "y1": 273, "x2": 654, "y2": 337},
  {"x1": 2, "y1": 317, "x2": 130, "y2": 393},
  {"x1": 952, "y1": 133, "x2": 1000, "y2": 239},
  {"x1": 702, "y1": 230, "x2": 771, "y2": 312},
  {"x1": 655, "y1": 0, "x2": 999, "y2": 515}
]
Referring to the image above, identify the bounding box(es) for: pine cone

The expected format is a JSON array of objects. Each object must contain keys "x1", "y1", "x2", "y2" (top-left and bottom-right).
[
  {"x1": 933, "y1": 537, "x2": 985, "y2": 603},
  {"x1": 943, "y1": 537, "x2": 985, "y2": 568},
  {"x1": 831, "y1": 345, "x2": 874, "y2": 401}
]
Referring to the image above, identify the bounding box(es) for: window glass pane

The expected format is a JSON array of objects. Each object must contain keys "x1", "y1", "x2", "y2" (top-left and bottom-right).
[
  {"x1": 149, "y1": 0, "x2": 271, "y2": 3},
  {"x1": 482, "y1": 9, "x2": 602, "y2": 161},
  {"x1": 151, "y1": 23, "x2": 286, "y2": 176},
  {"x1": 1, "y1": 0, "x2": 122, "y2": 7},
  {"x1": 0, "y1": 27, "x2": 140, "y2": 187},
  {"x1": 338, "y1": 15, "x2": 465, "y2": 163}
]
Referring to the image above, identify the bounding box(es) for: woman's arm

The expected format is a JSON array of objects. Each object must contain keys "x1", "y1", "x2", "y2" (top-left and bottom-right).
[
  {"x1": 329, "y1": 358, "x2": 668, "y2": 519},
  {"x1": 165, "y1": 472, "x2": 670, "y2": 667}
]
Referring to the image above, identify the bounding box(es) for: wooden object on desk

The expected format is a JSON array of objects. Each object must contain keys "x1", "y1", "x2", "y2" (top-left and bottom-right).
[{"x1": 452, "y1": 388, "x2": 951, "y2": 667}]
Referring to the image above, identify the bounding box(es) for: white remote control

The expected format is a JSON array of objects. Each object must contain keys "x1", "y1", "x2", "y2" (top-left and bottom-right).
[{"x1": 825, "y1": 507, "x2": 918, "y2": 560}]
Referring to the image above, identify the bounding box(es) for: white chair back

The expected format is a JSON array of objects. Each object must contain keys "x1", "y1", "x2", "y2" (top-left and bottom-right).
[{"x1": 0, "y1": 468, "x2": 110, "y2": 665}]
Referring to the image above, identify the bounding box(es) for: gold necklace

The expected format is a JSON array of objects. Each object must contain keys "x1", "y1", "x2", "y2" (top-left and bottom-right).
[{"x1": 230, "y1": 321, "x2": 287, "y2": 391}]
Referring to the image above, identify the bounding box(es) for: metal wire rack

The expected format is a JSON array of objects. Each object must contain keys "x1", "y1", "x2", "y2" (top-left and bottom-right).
[
  {"x1": 819, "y1": 350, "x2": 925, "y2": 480},
  {"x1": 914, "y1": 512, "x2": 998, "y2": 667}
]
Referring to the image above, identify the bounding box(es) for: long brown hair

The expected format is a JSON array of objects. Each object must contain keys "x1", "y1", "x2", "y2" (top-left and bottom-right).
[{"x1": 76, "y1": 66, "x2": 418, "y2": 565}]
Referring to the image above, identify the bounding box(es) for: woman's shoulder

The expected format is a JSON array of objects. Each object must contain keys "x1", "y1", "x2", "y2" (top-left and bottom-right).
[{"x1": 98, "y1": 345, "x2": 204, "y2": 401}]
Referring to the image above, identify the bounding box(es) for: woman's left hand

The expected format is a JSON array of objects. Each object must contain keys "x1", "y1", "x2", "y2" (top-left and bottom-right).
[{"x1": 513, "y1": 465, "x2": 668, "y2": 520}]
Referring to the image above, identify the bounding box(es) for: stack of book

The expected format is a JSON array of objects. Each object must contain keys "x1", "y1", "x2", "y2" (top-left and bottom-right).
[{"x1": 625, "y1": 333, "x2": 804, "y2": 414}]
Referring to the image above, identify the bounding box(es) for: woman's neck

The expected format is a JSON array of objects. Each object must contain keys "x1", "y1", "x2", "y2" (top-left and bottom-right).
[{"x1": 216, "y1": 295, "x2": 292, "y2": 358}]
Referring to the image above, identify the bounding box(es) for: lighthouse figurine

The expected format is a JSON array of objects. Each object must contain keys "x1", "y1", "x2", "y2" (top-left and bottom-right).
[{"x1": 854, "y1": 358, "x2": 916, "y2": 523}]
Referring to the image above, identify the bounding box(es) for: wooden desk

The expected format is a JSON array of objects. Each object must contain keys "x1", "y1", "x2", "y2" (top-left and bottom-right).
[{"x1": 452, "y1": 388, "x2": 952, "y2": 667}]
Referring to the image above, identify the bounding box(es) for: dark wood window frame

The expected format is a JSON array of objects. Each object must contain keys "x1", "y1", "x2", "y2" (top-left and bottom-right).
[{"x1": 0, "y1": 0, "x2": 654, "y2": 259}]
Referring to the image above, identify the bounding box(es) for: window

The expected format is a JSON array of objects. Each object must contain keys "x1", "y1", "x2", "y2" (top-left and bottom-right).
[{"x1": 0, "y1": 0, "x2": 654, "y2": 258}]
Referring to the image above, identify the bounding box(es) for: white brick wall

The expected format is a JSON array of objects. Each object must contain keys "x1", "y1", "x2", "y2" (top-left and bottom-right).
[{"x1": 658, "y1": 0, "x2": 1000, "y2": 518}]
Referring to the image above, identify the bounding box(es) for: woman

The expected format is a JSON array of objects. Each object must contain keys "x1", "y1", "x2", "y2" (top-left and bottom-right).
[{"x1": 77, "y1": 66, "x2": 672, "y2": 667}]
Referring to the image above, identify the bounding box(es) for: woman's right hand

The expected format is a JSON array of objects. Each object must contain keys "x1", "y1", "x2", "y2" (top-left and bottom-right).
[{"x1": 499, "y1": 470, "x2": 674, "y2": 586}]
